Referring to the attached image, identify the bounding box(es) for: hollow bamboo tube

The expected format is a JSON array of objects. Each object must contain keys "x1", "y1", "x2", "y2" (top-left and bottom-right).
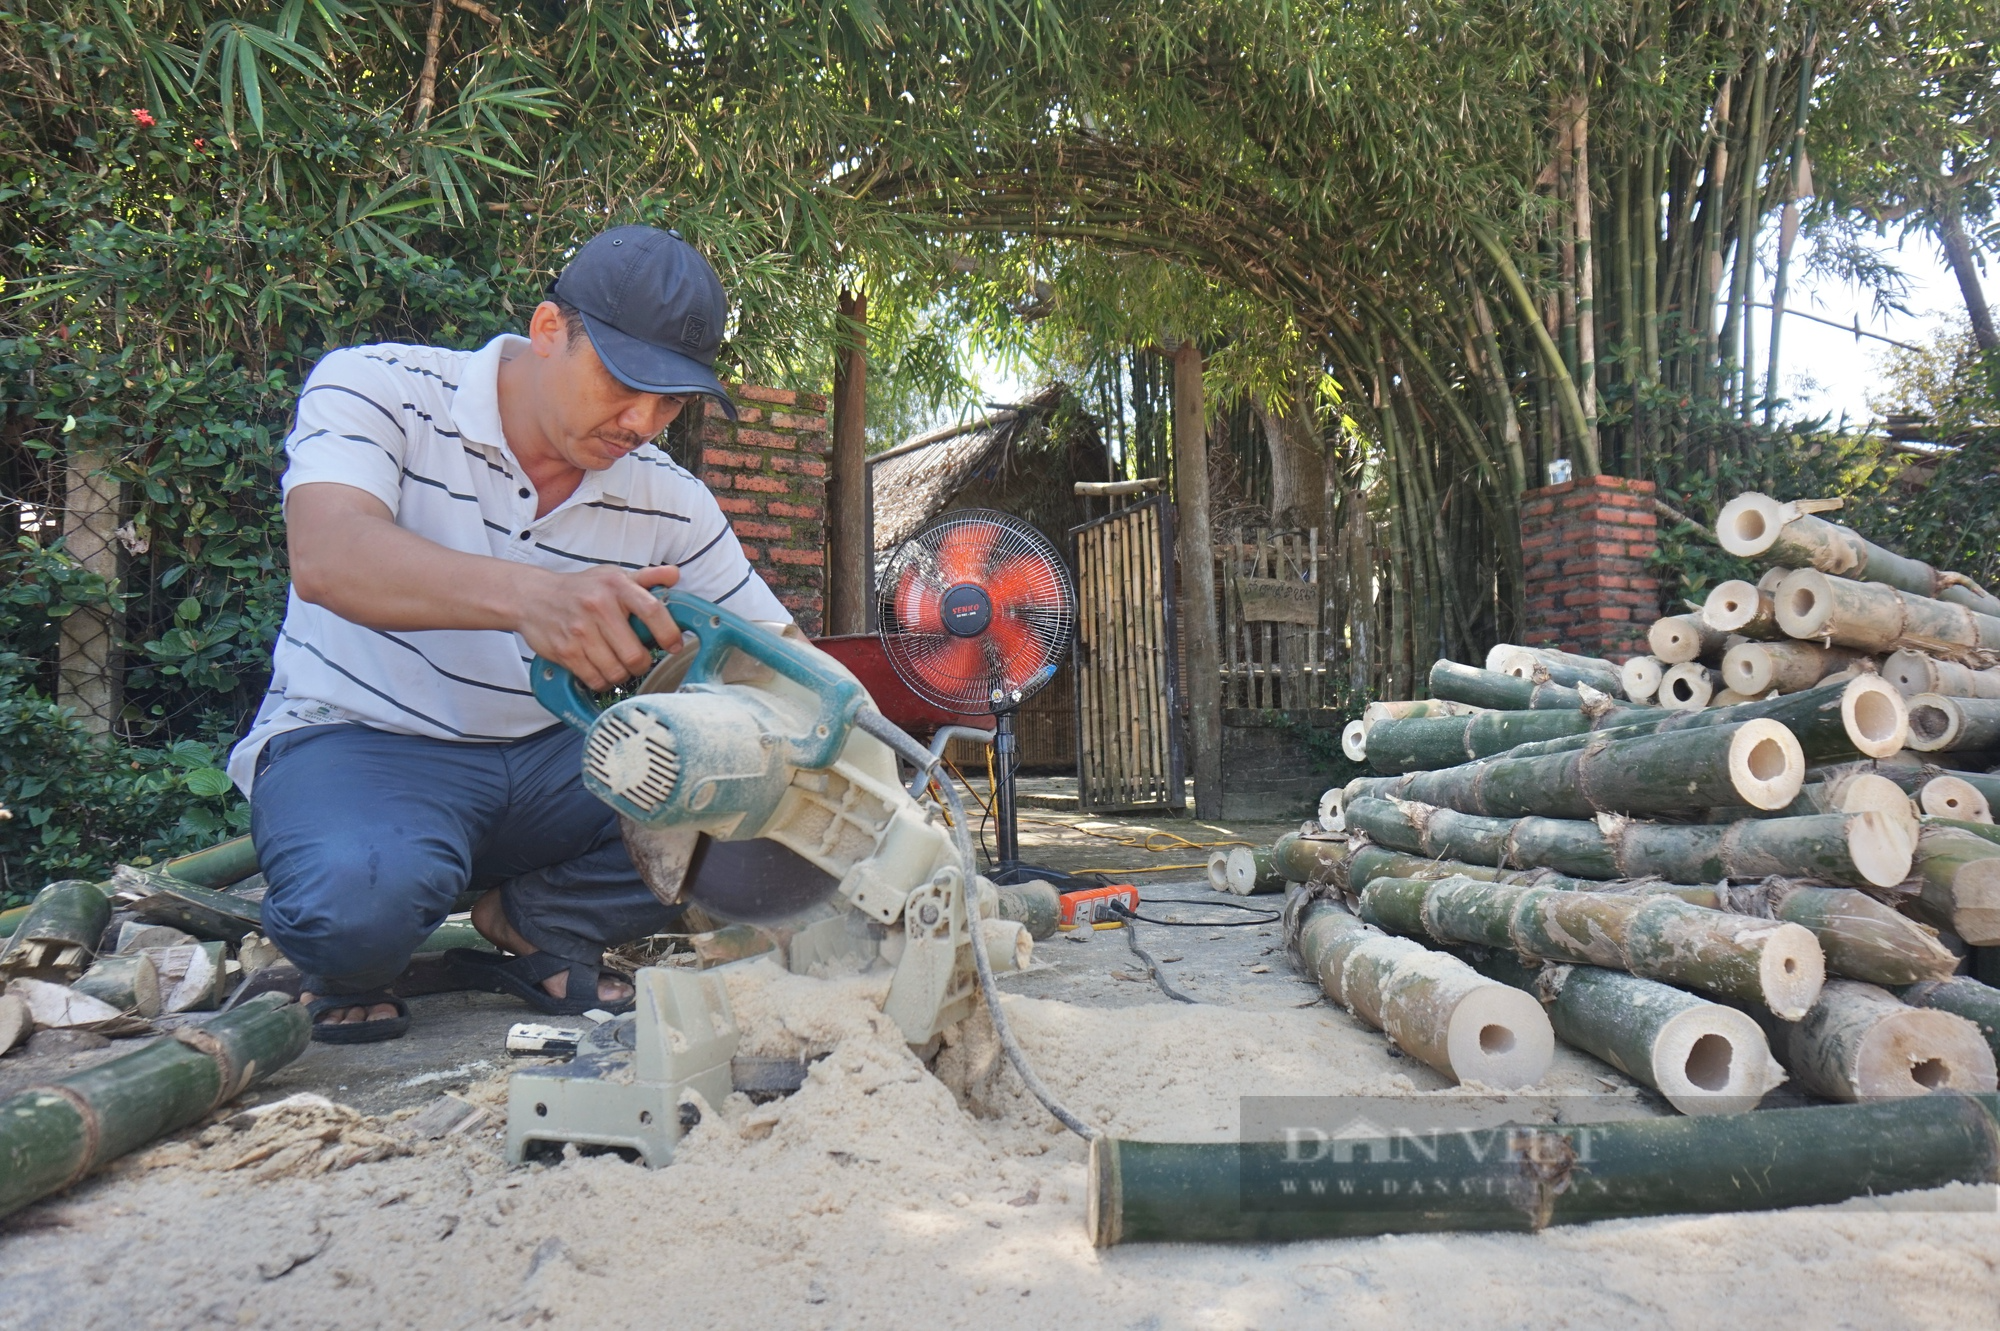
[
  {"x1": 1429, "y1": 660, "x2": 1596, "y2": 711},
  {"x1": 1900, "y1": 977, "x2": 2000, "y2": 1064},
  {"x1": 72, "y1": 953, "x2": 162, "y2": 1018},
  {"x1": 1707, "y1": 772, "x2": 1918, "y2": 834},
  {"x1": 1907, "y1": 694, "x2": 2000, "y2": 753},
  {"x1": 1473, "y1": 952, "x2": 1786, "y2": 1114},
  {"x1": 1756, "y1": 980, "x2": 1997, "y2": 1101},
  {"x1": 995, "y1": 880, "x2": 1061, "y2": 940},
  {"x1": 1088, "y1": 1095, "x2": 2000, "y2": 1245},
  {"x1": 1884, "y1": 650, "x2": 2000, "y2": 700},
  {"x1": 1358, "y1": 875, "x2": 1824, "y2": 1017},
  {"x1": 1362, "y1": 699, "x2": 1487, "y2": 730},
  {"x1": 1718, "y1": 491, "x2": 2000, "y2": 618},
  {"x1": 1649, "y1": 614, "x2": 1727, "y2": 664},
  {"x1": 1621, "y1": 656, "x2": 1664, "y2": 704},
  {"x1": 1905, "y1": 825, "x2": 2000, "y2": 945},
  {"x1": 1659, "y1": 661, "x2": 1720, "y2": 710},
  {"x1": 1390, "y1": 719, "x2": 1804, "y2": 819},
  {"x1": 1486, "y1": 645, "x2": 1624, "y2": 696},
  {"x1": 1363, "y1": 707, "x2": 1655, "y2": 775},
  {"x1": 1776, "y1": 569, "x2": 2000, "y2": 659},
  {"x1": 1270, "y1": 832, "x2": 1348, "y2": 885},
  {"x1": 1340, "y1": 846, "x2": 1956, "y2": 987},
  {"x1": 0, "y1": 993, "x2": 309, "y2": 1219},
  {"x1": 1702, "y1": 579, "x2": 1782, "y2": 639},
  {"x1": 1224, "y1": 847, "x2": 1285, "y2": 896},
  {"x1": 1340, "y1": 719, "x2": 1368, "y2": 762},
  {"x1": 1721, "y1": 640, "x2": 1864, "y2": 696},
  {"x1": 1317, "y1": 787, "x2": 1344, "y2": 832},
  {"x1": 0, "y1": 880, "x2": 111, "y2": 980},
  {"x1": 1341, "y1": 796, "x2": 1914, "y2": 890},
  {"x1": 1922, "y1": 776, "x2": 1993, "y2": 823}
]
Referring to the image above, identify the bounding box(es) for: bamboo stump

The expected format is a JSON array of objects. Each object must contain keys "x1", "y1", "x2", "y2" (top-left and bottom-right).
[
  {"x1": 1270, "y1": 832, "x2": 1349, "y2": 886},
  {"x1": 72, "y1": 953, "x2": 161, "y2": 1018},
  {"x1": 1905, "y1": 825, "x2": 2000, "y2": 945},
  {"x1": 1224, "y1": 847, "x2": 1285, "y2": 895},
  {"x1": 1761, "y1": 979, "x2": 1997, "y2": 1100},
  {"x1": 1921, "y1": 776, "x2": 1993, "y2": 823}
]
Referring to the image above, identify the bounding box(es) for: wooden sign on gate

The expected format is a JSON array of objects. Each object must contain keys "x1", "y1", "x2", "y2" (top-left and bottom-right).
[{"x1": 1235, "y1": 576, "x2": 1318, "y2": 626}]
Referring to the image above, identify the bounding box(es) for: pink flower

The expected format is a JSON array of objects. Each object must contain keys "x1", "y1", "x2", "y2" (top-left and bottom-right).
[{"x1": 132, "y1": 109, "x2": 156, "y2": 128}]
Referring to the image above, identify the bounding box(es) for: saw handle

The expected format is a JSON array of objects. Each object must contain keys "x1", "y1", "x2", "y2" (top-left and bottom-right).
[{"x1": 530, "y1": 589, "x2": 867, "y2": 769}]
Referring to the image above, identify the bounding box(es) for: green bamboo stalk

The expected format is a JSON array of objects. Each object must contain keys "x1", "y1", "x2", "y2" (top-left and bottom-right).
[
  {"x1": 0, "y1": 880, "x2": 110, "y2": 980},
  {"x1": 1088, "y1": 1094, "x2": 2000, "y2": 1246},
  {"x1": 1485, "y1": 644, "x2": 1626, "y2": 695},
  {"x1": 1428, "y1": 660, "x2": 1596, "y2": 711},
  {"x1": 159, "y1": 836, "x2": 260, "y2": 890},
  {"x1": 1363, "y1": 707, "x2": 1639, "y2": 775},
  {"x1": 1270, "y1": 832, "x2": 1349, "y2": 886},
  {"x1": 0, "y1": 993, "x2": 309, "y2": 1219},
  {"x1": 1731, "y1": 56, "x2": 1770, "y2": 419},
  {"x1": 1469, "y1": 222, "x2": 1597, "y2": 474}
]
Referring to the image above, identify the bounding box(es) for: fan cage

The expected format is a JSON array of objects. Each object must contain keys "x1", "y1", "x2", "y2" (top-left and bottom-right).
[{"x1": 876, "y1": 509, "x2": 1078, "y2": 716}]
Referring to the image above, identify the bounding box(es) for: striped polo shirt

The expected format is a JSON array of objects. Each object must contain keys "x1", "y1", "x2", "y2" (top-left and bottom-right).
[{"x1": 226, "y1": 334, "x2": 789, "y2": 794}]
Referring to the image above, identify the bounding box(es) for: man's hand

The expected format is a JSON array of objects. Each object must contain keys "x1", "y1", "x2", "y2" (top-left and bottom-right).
[
  {"x1": 514, "y1": 564, "x2": 682, "y2": 691},
  {"x1": 288, "y1": 482, "x2": 684, "y2": 689}
]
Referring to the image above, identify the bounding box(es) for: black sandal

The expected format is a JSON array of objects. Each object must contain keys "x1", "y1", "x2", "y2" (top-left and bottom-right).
[
  {"x1": 304, "y1": 986, "x2": 412, "y2": 1044},
  {"x1": 440, "y1": 948, "x2": 634, "y2": 1017}
]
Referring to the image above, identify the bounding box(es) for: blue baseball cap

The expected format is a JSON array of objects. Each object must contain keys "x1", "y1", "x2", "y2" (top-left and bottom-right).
[{"x1": 551, "y1": 225, "x2": 737, "y2": 419}]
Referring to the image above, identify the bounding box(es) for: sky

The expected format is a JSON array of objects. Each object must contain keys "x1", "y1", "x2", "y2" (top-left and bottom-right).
[{"x1": 953, "y1": 231, "x2": 1977, "y2": 432}]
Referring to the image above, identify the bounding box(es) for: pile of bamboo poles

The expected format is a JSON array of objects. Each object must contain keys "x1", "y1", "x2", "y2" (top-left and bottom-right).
[{"x1": 1267, "y1": 492, "x2": 2000, "y2": 1116}]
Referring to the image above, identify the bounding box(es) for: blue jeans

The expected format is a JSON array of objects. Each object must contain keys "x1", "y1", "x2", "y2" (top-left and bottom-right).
[{"x1": 251, "y1": 722, "x2": 679, "y2": 993}]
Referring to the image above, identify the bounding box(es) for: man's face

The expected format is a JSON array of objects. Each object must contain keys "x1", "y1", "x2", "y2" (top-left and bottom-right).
[{"x1": 535, "y1": 305, "x2": 689, "y2": 470}]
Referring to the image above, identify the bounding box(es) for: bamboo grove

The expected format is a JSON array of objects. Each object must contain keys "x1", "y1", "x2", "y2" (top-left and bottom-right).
[{"x1": 3, "y1": 0, "x2": 1996, "y2": 878}]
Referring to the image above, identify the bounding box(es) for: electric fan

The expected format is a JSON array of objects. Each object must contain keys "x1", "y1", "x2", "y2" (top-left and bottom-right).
[{"x1": 877, "y1": 509, "x2": 1077, "y2": 884}]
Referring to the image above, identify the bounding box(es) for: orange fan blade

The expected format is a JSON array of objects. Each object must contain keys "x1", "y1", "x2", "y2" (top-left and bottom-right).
[
  {"x1": 935, "y1": 521, "x2": 1001, "y2": 585},
  {"x1": 894, "y1": 565, "x2": 943, "y2": 633},
  {"x1": 985, "y1": 615, "x2": 1050, "y2": 684},
  {"x1": 923, "y1": 636, "x2": 989, "y2": 688},
  {"x1": 983, "y1": 552, "x2": 1068, "y2": 615}
]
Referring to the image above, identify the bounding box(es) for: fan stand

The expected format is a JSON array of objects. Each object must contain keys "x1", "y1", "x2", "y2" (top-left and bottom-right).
[{"x1": 983, "y1": 708, "x2": 1095, "y2": 890}]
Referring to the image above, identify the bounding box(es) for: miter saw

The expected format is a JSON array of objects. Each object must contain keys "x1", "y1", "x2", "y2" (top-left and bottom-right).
[{"x1": 505, "y1": 590, "x2": 1033, "y2": 1165}]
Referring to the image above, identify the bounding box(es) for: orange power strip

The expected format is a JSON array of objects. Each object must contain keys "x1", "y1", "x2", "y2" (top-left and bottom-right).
[{"x1": 1058, "y1": 884, "x2": 1140, "y2": 930}]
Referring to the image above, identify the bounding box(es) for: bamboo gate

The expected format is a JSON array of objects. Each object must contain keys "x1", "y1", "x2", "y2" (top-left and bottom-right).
[{"x1": 1070, "y1": 497, "x2": 1184, "y2": 812}]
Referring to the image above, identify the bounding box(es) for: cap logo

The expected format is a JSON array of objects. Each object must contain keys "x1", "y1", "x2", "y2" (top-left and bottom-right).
[{"x1": 681, "y1": 314, "x2": 708, "y2": 348}]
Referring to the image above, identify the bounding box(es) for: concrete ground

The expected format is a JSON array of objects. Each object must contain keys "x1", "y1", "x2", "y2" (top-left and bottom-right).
[{"x1": 0, "y1": 795, "x2": 1313, "y2": 1118}]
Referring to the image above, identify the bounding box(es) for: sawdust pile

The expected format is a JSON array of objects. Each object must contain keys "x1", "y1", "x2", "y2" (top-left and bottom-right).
[{"x1": 2, "y1": 961, "x2": 1996, "y2": 1329}]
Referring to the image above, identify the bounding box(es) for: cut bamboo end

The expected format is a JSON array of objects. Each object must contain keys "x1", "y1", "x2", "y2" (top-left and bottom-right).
[
  {"x1": 1441, "y1": 983, "x2": 1554, "y2": 1089},
  {"x1": 1621, "y1": 656, "x2": 1664, "y2": 704},
  {"x1": 1318, "y1": 788, "x2": 1345, "y2": 832},
  {"x1": 1853, "y1": 1006, "x2": 1999, "y2": 1097},
  {"x1": 1653, "y1": 1005, "x2": 1788, "y2": 1115},
  {"x1": 1849, "y1": 810, "x2": 1919, "y2": 889},
  {"x1": 1649, "y1": 615, "x2": 1717, "y2": 665},
  {"x1": 1716, "y1": 492, "x2": 1788, "y2": 558},
  {"x1": 1727, "y1": 719, "x2": 1805, "y2": 809},
  {"x1": 1722, "y1": 641, "x2": 1776, "y2": 695},
  {"x1": 1757, "y1": 921, "x2": 1831, "y2": 1021},
  {"x1": 1841, "y1": 676, "x2": 1910, "y2": 757},
  {"x1": 1885, "y1": 649, "x2": 1939, "y2": 698},
  {"x1": 1703, "y1": 579, "x2": 1775, "y2": 635},
  {"x1": 980, "y1": 918, "x2": 1033, "y2": 973},
  {"x1": 1774, "y1": 568, "x2": 1841, "y2": 640},
  {"x1": 1341, "y1": 719, "x2": 1368, "y2": 762},
  {"x1": 1829, "y1": 773, "x2": 1920, "y2": 841},
  {"x1": 1660, "y1": 661, "x2": 1718, "y2": 710},
  {"x1": 1206, "y1": 851, "x2": 1231, "y2": 893},
  {"x1": 1905, "y1": 693, "x2": 1993, "y2": 752},
  {"x1": 1224, "y1": 846, "x2": 1282, "y2": 895},
  {"x1": 1922, "y1": 776, "x2": 1993, "y2": 824}
]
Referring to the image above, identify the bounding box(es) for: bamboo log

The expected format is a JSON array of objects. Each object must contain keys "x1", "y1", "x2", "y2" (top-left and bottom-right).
[
  {"x1": 0, "y1": 993, "x2": 309, "y2": 1219},
  {"x1": 1363, "y1": 699, "x2": 1488, "y2": 726},
  {"x1": 158, "y1": 836, "x2": 260, "y2": 889},
  {"x1": 1486, "y1": 645, "x2": 1624, "y2": 696},
  {"x1": 1342, "y1": 796, "x2": 1915, "y2": 890},
  {"x1": 1440, "y1": 675, "x2": 1907, "y2": 765},
  {"x1": 1758, "y1": 979, "x2": 1997, "y2": 1100},
  {"x1": 1900, "y1": 978, "x2": 2000, "y2": 1064},
  {"x1": 1712, "y1": 688, "x2": 1756, "y2": 706},
  {"x1": 1922, "y1": 776, "x2": 1993, "y2": 823},
  {"x1": 1317, "y1": 788, "x2": 1344, "y2": 832},
  {"x1": 1721, "y1": 640, "x2": 1864, "y2": 696},
  {"x1": 1702, "y1": 579, "x2": 1781, "y2": 639},
  {"x1": 1291, "y1": 899, "x2": 1552, "y2": 1088},
  {"x1": 1363, "y1": 707, "x2": 1658, "y2": 775},
  {"x1": 1659, "y1": 661, "x2": 1720, "y2": 710},
  {"x1": 1087, "y1": 1094, "x2": 2000, "y2": 1245},
  {"x1": 1270, "y1": 832, "x2": 1348, "y2": 885},
  {"x1": 115, "y1": 867, "x2": 262, "y2": 943},
  {"x1": 1473, "y1": 952, "x2": 1785, "y2": 1114},
  {"x1": 1390, "y1": 720, "x2": 1804, "y2": 819},
  {"x1": 1620, "y1": 656, "x2": 1664, "y2": 705},
  {"x1": 1708, "y1": 771, "x2": 1918, "y2": 834},
  {"x1": 0, "y1": 880, "x2": 110, "y2": 980},
  {"x1": 995, "y1": 880, "x2": 1061, "y2": 940},
  {"x1": 72, "y1": 953, "x2": 161, "y2": 1018},
  {"x1": 1648, "y1": 615, "x2": 1727, "y2": 664},
  {"x1": 1907, "y1": 694, "x2": 2000, "y2": 753},
  {"x1": 1718, "y1": 491, "x2": 2000, "y2": 618},
  {"x1": 1429, "y1": 660, "x2": 1597, "y2": 711},
  {"x1": 1224, "y1": 847, "x2": 1285, "y2": 896},
  {"x1": 1776, "y1": 568, "x2": 2000, "y2": 659},
  {"x1": 1340, "y1": 719, "x2": 1368, "y2": 762},
  {"x1": 1358, "y1": 875, "x2": 1824, "y2": 1016},
  {"x1": 1884, "y1": 650, "x2": 2000, "y2": 700},
  {"x1": 1904, "y1": 826, "x2": 2000, "y2": 946}
]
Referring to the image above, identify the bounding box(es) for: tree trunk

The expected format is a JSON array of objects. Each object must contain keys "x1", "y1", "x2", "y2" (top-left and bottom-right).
[
  {"x1": 0, "y1": 993, "x2": 309, "y2": 1219},
  {"x1": 1173, "y1": 343, "x2": 1223, "y2": 818},
  {"x1": 1358, "y1": 874, "x2": 1824, "y2": 1016},
  {"x1": 1757, "y1": 980, "x2": 1996, "y2": 1101},
  {"x1": 1570, "y1": 87, "x2": 1600, "y2": 455},
  {"x1": 58, "y1": 448, "x2": 123, "y2": 735},
  {"x1": 826, "y1": 288, "x2": 870, "y2": 636},
  {"x1": 1475, "y1": 952, "x2": 1785, "y2": 1114},
  {"x1": 1938, "y1": 188, "x2": 1999, "y2": 354},
  {"x1": 1341, "y1": 796, "x2": 1914, "y2": 890},
  {"x1": 413, "y1": 0, "x2": 447, "y2": 128},
  {"x1": 1720, "y1": 492, "x2": 2000, "y2": 618}
]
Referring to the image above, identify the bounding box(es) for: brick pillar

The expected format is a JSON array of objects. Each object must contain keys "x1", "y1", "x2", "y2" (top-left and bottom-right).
[
  {"x1": 1518, "y1": 474, "x2": 1659, "y2": 661},
  {"x1": 698, "y1": 386, "x2": 828, "y2": 635}
]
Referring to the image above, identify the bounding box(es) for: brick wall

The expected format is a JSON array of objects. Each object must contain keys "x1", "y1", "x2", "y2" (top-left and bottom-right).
[
  {"x1": 1519, "y1": 475, "x2": 1660, "y2": 661},
  {"x1": 692, "y1": 386, "x2": 829, "y2": 635}
]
